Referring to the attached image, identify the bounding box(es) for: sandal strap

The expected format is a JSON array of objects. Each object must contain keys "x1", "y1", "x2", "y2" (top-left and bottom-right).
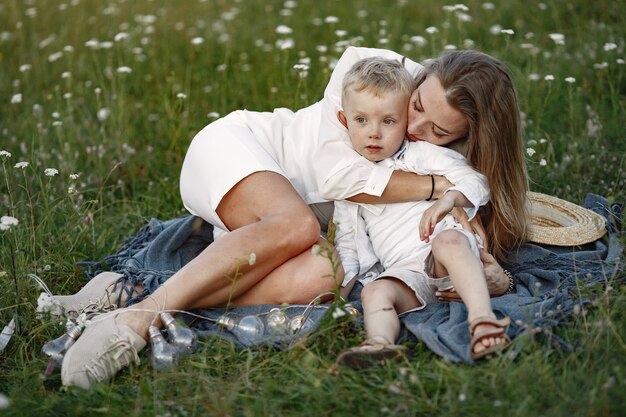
[{"x1": 469, "y1": 315, "x2": 510, "y2": 334}]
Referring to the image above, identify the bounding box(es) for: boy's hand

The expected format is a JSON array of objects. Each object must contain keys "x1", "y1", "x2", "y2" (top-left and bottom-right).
[{"x1": 419, "y1": 194, "x2": 454, "y2": 242}]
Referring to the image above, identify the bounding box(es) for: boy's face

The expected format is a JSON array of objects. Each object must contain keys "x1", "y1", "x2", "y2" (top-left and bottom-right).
[{"x1": 339, "y1": 89, "x2": 409, "y2": 162}]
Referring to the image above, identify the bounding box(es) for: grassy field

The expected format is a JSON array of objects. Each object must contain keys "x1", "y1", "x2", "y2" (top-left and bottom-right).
[{"x1": 1, "y1": 0, "x2": 625, "y2": 415}]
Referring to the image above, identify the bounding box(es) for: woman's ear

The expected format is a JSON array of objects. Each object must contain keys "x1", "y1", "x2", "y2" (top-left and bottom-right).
[{"x1": 337, "y1": 111, "x2": 348, "y2": 128}]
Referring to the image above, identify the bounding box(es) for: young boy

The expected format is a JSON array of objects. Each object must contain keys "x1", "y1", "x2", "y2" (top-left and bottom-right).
[{"x1": 333, "y1": 57, "x2": 510, "y2": 368}]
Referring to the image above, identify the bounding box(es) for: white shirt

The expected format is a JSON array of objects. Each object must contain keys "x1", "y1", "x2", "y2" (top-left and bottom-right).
[
  {"x1": 333, "y1": 141, "x2": 490, "y2": 286},
  {"x1": 227, "y1": 47, "x2": 423, "y2": 204}
]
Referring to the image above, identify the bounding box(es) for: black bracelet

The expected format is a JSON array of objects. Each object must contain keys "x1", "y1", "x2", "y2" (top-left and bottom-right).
[
  {"x1": 426, "y1": 175, "x2": 435, "y2": 201},
  {"x1": 503, "y1": 269, "x2": 515, "y2": 294}
]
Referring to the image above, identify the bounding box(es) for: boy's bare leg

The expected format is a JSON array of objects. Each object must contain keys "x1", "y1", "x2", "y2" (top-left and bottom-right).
[
  {"x1": 431, "y1": 230, "x2": 502, "y2": 354},
  {"x1": 361, "y1": 278, "x2": 421, "y2": 344}
]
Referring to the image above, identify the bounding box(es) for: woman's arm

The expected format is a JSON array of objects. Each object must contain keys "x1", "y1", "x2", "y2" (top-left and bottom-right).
[{"x1": 347, "y1": 171, "x2": 453, "y2": 204}]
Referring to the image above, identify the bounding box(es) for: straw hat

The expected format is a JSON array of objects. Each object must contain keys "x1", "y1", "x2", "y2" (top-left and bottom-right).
[{"x1": 527, "y1": 191, "x2": 607, "y2": 246}]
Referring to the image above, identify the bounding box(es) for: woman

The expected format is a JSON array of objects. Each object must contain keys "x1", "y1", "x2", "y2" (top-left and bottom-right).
[{"x1": 58, "y1": 47, "x2": 527, "y2": 389}]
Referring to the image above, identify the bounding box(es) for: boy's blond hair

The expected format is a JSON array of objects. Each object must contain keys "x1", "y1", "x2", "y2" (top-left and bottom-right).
[{"x1": 341, "y1": 57, "x2": 416, "y2": 104}]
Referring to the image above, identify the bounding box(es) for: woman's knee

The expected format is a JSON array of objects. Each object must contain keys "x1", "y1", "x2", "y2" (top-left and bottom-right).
[{"x1": 278, "y1": 209, "x2": 321, "y2": 247}]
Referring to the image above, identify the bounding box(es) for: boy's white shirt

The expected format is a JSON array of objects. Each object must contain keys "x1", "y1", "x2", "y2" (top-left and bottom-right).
[{"x1": 333, "y1": 140, "x2": 490, "y2": 286}]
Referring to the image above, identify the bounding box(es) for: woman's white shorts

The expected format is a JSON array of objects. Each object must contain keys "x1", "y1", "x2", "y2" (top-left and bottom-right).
[{"x1": 179, "y1": 113, "x2": 286, "y2": 233}]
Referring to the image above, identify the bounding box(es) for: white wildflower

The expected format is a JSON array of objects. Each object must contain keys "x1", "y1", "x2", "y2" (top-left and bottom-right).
[
  {"x1": 52, "y1": 121, "x2": 63, "y2": 127},
  {"x1": 594, "y1": 62, "x2": 609, "y2": 69},
  {"x1": 19, "y1": 64, "x2": 32, "y2": 72},
  {"x1": 489, "y1": 24, "x2": 502, "y2": 35},
  {"x1": 44, "y1": 168, "x2": 59, "y2": 177},
  {"x1": 0, "y1": 393, "x2": 10, "y2": 409},
  {"x1": 85, "y1": 39, "x2": 100, "y2": 49},
  {"x1": 97, "y1": 107, "x2": 110, "y2": 121},
  {"x1": 68, "y1": 185, "x2": 77, "y2": 194},
  {"x1": 276, "y1": 38, "x2": 295, "y2": 50},
  {"x1": 526, "y1": 148, "x2": 536, "y2": 156},
  {"x1": 324, "y1": 16, "x2": 339, "y2": 23},
  {"x1": 14, "y1": 161, "x2": 29, "y2": 169},
  {"x1": 61, "y1": 71, "x2": 71, "y2": 79},
  {"x1": 63, "y1": 93, "x2": 72, "y2": 99},
  {"x1": 544, "y1": 74, "x2": 554, "y2": 81},
  {"x1": 410, "y1": 35, "x2": 427, "y2": 46},
  {"x1": 0, "y1": 150, "x2": 11, "y2": 159},
  {"x1": 275, "y1": 25, "x2": 293, "y2": 34},
  {"x1": 117, "y1": 66, "x2": 132, "y2": 74},
  {"x1": 539, "y1": 158, "x2": 547, "y2": 166},
  {"x1": 459, "y1": 393, "x2": 467, "y2": 401},
  {"x1": 501, "y1": 29, "x2": 514, "y2": 35},
  {"x1": 549, "y1": 33, "x2": 565, "y2": 45},
  {"x1": 207, "y1": 111, "x2": 220, "y2": 119},
  {"x1": 76, "y1": 313, "x2": 91, "y2": 328},
  {"x1": 332, "y1": 307, "x2": 346, "y2": 319},
  {"x1": 603, "y1": 42, "x2": 617, "y2": 52},
  {"x1": 564, "y1": 77, "x2": 575, "y2": 84},
  {"x1": 114, "y1": 32, "x2": 128, "y2": 42},
  {"x1": 48, "y1": 51, "x2": 63, "y2": 62},
  {"x1": 99, "y1": 41, "x2": 113, "y2": 49},
  {"x1": 36, "y1": 292, "x2": 63, "y2": 317},
  {"x1": 335, "y1": 29, "x2": 347, "y2": 37},
  {"x1": 10, "y1": 94, "x2": 22, "y2": 104},
  {"x1": 482, "y1": 2, "x2": 495, "y2": 10},
  {"x1": 425, "y1": 26, "x2": 438, "y2": 34},
  {"x1": 191, "y1": 37, "x2": 204, "y2": 45},
  {"x1": 69, "y1": 173, "x2": 79, "y2": 180}
]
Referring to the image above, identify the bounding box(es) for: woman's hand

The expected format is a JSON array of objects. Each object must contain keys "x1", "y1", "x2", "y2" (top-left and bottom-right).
[{"x1": 435, "y1": 249, "x2": 510, "y2": 301}]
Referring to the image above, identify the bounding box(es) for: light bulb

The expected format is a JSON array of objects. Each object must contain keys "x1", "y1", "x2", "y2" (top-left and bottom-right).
[
  {"x1": 288, "y1": 315, "x2": 314, "y2": 335},
  {"x1": 344, "y1": 303, "x2": 359, "y2": 317},
  {"x1": 42, "y1": 324, "x2": 82, "y2": 365},
  {"x1": 265, "y1": 308, "x2": 288, "y2": 335},
  {"x1": 159, "y1": 311, "x2": 197, "y2": 354},
  {"x1": 217, "y1": 314, "x2": 265, "y2": 345},
  {"x1": 149, "y1": 325, "x2": 178, "y2": 369}
]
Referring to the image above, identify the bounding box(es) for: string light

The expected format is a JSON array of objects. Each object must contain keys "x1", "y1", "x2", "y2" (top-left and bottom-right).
[
  {"x1": 160, "y1": 311, "x2": 197, "y2": 354},
  {"x1": 148, "y1": 325, "x2": 178, "y2": 369}
]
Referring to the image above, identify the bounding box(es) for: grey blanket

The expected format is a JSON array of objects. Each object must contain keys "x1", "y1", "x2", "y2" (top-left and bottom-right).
[{"x1": 80, "y1": 194, "x2": 624, "y2": 363}]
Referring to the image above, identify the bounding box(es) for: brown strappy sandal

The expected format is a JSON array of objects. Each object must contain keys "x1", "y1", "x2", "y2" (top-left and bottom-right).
[
  {"x1": 337, "y1": 336, "x2": 406, "y2": 369},
  {"x1": 469, "y1": 316, "x2": 512, "y2": 361}
]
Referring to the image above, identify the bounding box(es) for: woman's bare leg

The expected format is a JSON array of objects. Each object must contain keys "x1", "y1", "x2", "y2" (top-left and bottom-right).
[
  {"x1": 231, "y1": 237, "x2": 344, "y2": 306},
  {"x1": 116, "y1": 171, "x2": 323, "y2": 338}
]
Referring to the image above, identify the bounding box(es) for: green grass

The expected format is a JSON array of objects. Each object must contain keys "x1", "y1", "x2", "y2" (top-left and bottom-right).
[{"x1": 0, "y1": 0, "x2": 624, "y2": 415}]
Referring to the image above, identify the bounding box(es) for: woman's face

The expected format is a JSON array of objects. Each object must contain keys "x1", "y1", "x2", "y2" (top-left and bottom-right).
[{"x1": 406, "y1": 75, "x2": 468, "y2": 146}]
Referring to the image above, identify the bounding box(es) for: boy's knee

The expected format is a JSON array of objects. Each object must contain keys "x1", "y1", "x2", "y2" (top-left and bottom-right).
[
  {"x1": 432, "y1": 229, "x2": 468, "y2": 254},
  {"x1": 361, "y1": 280, "x2": 392, "y2": 306}
]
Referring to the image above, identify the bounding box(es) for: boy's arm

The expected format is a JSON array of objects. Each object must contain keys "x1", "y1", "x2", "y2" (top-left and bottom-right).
[{"x1": 419, "y1": 190, "x2": 468, "y2": 242}]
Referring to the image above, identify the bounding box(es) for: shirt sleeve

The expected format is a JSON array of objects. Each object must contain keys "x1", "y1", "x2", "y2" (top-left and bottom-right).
[
  {"x1": 313, "y1": 47, "x2": 423, "y2": 201},
  {"x1": 397, "y1": 142, "x2": 490, "y2": 219},
  {"x1": 332, "y1": 201, "x2": 362, "y2": 287}
]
